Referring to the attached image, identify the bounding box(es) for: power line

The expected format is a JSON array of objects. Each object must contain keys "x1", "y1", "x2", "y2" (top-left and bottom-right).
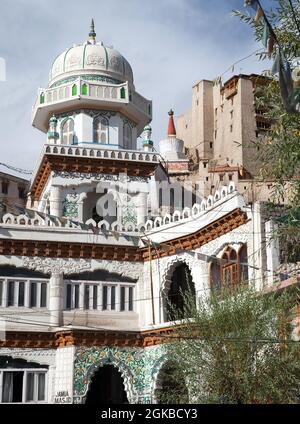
[{"x1": 0, "y1": 162, "x2": 32, "y2": 176}]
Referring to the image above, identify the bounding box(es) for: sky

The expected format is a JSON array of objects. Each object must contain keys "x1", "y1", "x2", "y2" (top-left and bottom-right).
[{"x1": 0, "y1": 0, "x2": 275, "y2": 174}]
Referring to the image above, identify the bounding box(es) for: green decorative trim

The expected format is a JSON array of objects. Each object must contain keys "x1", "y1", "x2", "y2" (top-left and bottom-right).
[
  {"x1": 120, "y1": 87, "x2": 126, "y2": 99},
  {"x1": 122, "y1": 204, "x2": 137, "y2": 226},
  {"x1": 143, "y1": 140, "x2": 153, "y2": 147},
  {"x1": 63, "y1": 194, "x2": 79, "y2": 218},
  {"x1": 47, "y1": 131, "x2": 59, "y2": 139},
  {"x1": 81, "y1": 83, "x2": 88, "y2": 95},
  {"x1": 50, "y1": 75, "x2": 122, "y2": 88},
  {"x1": 73, "y1": 345, "x2": 167, "y2": 404}
]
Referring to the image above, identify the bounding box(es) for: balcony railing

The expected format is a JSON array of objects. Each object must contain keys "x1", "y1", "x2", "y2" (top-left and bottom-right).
[
  {"x1": 0, "y1": 277, "x2": 48, "y2": 309},
  {"x1": 64, "y1": 280, "x2": 135, "y2": 312},
  {"x1": 0, "y1": 277, "x2": 136, "y2": 313}
]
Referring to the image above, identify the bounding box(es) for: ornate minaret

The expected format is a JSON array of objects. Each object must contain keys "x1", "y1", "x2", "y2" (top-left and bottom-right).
[{"x1": 29, "y1": 21, "x2": 158, "y2": 228}]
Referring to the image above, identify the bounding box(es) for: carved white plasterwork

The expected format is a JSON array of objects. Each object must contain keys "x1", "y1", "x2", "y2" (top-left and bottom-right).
[
  {"x1": 21, "y1": 257, "x2": 92, "y2": 275},
  {"x1": 199, "y1": 222, "x2": 251, "y2": 257},
  {"x1": 0, "y1": 348, "x2": 56, "y2": 366},
  {"x1": 20, "y1": 256, "x2": 142, "y2": 280},
  {"x1": 52, "y1": 171, "x2": 147, "y2": 183},
  {"x1": 90, "y1": 259, "x2": 143, "y2": 281}
]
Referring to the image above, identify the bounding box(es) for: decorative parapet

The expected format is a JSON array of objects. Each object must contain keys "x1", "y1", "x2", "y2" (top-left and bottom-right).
[
  {"x1": 144, "y1": 182, "x2": 238, "y2": 231},
  {"x1": 32, "y1": 77, "x2": 152, "y2": 134},
  {"x1": 43, "y1": 144, "x2": 160, "y2": 163},
  {"x1": 0, "y1": 183, "x2": 243, "y2": 237},
  {"x1": 0, "y1": 212, "x2": 145, "y2": 234}
]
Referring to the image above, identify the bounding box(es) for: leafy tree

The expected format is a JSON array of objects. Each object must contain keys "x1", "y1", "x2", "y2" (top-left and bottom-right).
[{"x1": 157, "y1": 286, "x2": 300, "y2": 404}]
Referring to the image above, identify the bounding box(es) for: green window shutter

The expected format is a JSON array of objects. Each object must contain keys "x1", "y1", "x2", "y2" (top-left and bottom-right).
[
  {"x1": 120, "y1": 87, "x2": 126, "y2": 99},
  {"x1": 81, "y1": 83, "x2": 88, "y2": 95},
  {"x1": 72, "y1": 84, "x2": 77, "y2": 96},
  {"x1": 40, "y1": 93, "x2": 45, "y2": 104}
]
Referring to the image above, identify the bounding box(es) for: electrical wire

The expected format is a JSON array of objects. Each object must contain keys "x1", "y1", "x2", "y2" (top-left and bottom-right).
[{"x1": 0, "y1": 162, "x2": 32, "y2": 176}]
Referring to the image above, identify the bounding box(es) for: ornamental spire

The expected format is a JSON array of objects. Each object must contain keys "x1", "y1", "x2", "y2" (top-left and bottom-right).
[
  {"x1": 89, "y1": 18, "x2": 96, "y2": 44},
  {"x1": 167, "y1": 109, "x2": 176, "y2": 137}
]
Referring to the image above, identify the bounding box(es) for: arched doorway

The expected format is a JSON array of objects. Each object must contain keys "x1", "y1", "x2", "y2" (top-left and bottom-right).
[
  {"x1": 85, "y1": 365, "x2": 128, "y2": 405},
  {"x1": 165, "y1": 262, "x2": 195, "y2": 321},
  {"x1": 154, "y1": 361, "x2": 188, "y2": 404}
]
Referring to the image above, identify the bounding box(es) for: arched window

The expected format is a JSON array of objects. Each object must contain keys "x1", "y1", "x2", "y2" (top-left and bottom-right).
[
  {"x1": 93, "y1": 117, "x2": 109, "y2": 144},
  {"x1": 40, "y1": 93, "x2": 45, "y2": 104},
  {"x1": 61, "y1": 119, "x2": 74, "y2": 145},
  {"x1": 120, "y1": 87, "x2": 126, "y2": 99},
  {"x1": 72, "y1": 84, "x2": 77, "y2": 96},
  {"x1": 210, "y1": 244, "x2": 248, "y2": 291},
  {"x1": 81, "y1": 83, "x2": 88, "y2": 95},
  {"x1": 238, "y1": 244, "x2": 249, "y2": 283},
  {"x1": 123, "y1": 123, "x2": 132, "y2": 149},
  {"x1": 165, "y1": 263, "x2": 195, "y2": 321}
]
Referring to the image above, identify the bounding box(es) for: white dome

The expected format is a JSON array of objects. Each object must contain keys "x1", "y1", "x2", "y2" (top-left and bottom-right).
[{"x1": 49, "y1": 41, "x2": 134, "y2": 88}]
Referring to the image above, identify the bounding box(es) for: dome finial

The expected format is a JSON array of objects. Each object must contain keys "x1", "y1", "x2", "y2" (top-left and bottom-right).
[
  {"x1": 167, "y1": 109, "x2": 176, "y2": 137},
  {"x1": 89, "y1": 18, "x2": 96, "y2": 44}
]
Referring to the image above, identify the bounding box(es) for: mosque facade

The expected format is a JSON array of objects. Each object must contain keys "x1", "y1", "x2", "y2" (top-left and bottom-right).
[{"x1": 0, "y1": 21, "x2": 297, "y2": 404}]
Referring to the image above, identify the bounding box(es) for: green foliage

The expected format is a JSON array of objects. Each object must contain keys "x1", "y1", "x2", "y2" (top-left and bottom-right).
[
  {"x1": 160, "y1": 286, "x2": 300, "y2": 404},
  {"x1": 234, "y1": 1, "x2": 300, "y2": 260}
]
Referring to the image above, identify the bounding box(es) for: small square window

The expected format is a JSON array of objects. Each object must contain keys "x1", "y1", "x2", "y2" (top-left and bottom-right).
[
  {"x1": 229, "y1": 175, "x2": 233, "y2": 181},
  {"x1": 1, "y1": 181, "x2": 8, "y2": 195}
]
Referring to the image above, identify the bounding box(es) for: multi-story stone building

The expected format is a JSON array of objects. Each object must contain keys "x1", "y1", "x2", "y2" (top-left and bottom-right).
[
  {"x1": 176, "y1": 74, "x2": 280, "y2": 203},
  {"x1": 0, "y1": 22, "x2": 298, "y2": 405}
]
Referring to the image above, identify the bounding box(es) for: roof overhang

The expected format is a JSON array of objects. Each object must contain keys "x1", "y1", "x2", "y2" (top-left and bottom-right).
[{"x1": 30, "y1": 144, "x2": 160, "y2": 200}]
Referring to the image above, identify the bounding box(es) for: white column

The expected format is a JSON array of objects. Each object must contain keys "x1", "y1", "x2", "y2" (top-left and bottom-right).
[
  {"x1": 97, "y1": 283, "x2": 102, "y2": 311},
  {"x1": 107, "y1": 286, "x2": 111, "y2": 311},
  {"x1": 49, "y1": 186, "x2": 63, "y2": 217},
  {"x1": 136, "y1": 191, "x2": 148, "y2": 226},
  {"x1": 24, "y1": 280, "x2": 30, "y2": 308},
  {"x1": 125, "y1": 286, "x2": 129, "y2": 311},
  {"x1": 36, "y1": 282, "x2": 41, "y2": 308},
  {"x1": 2, "y1": 279, "x2": 7, "y2": 307},
  {"x1": 14, "y1": 281, "x2": 19, "y2": 307},
  {"x1": 115, "y1": 284, "x2": 120, "y2": 312},
  {"x1": 265, "y1": 220, "x2": 280, "y2": 286},
  {"x1": 49, "y1": 272, "x2": 64, "y2": 327},
  {"x1": 89, "y1": 285, "x2": 93, "y2": 310},
  {"x1": 79, "y1": 284, "x2": 84, "y2": 311}
]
